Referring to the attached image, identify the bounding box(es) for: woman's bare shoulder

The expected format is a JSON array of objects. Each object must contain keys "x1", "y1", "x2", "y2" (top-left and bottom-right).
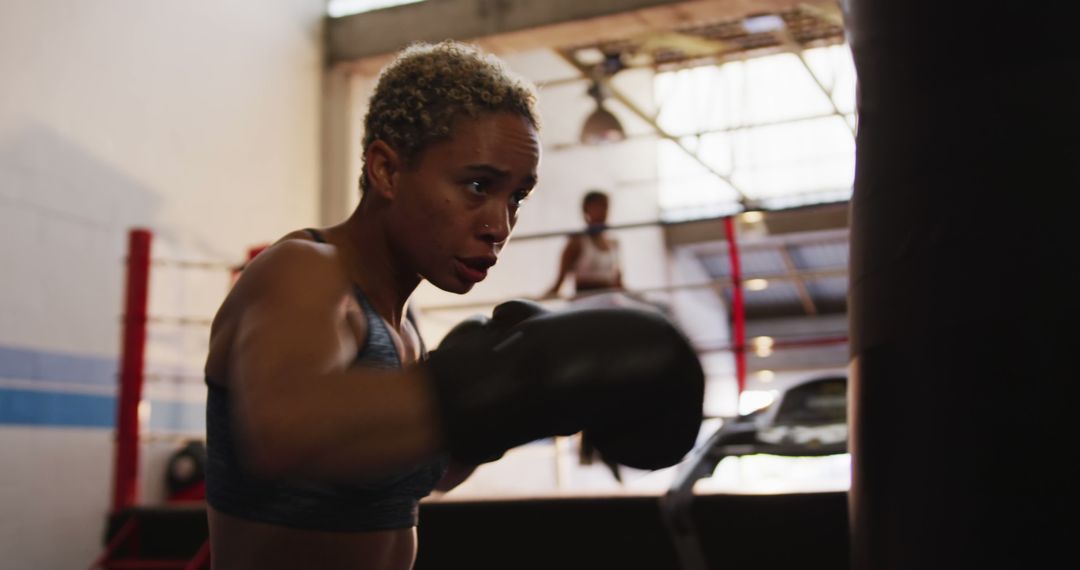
[{"x1": 233, "y1": 232, "x2": 349, "y2": 305}]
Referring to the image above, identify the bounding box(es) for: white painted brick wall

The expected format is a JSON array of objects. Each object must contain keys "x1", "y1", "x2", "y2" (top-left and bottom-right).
[{"x1": 0, "y1": 1, "x2": 325, "y2": 567}]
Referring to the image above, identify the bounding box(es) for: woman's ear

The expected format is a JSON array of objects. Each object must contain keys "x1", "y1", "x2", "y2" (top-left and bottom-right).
[{"x1": 365, "y1": 140, "x2": 401, "y2": 200}]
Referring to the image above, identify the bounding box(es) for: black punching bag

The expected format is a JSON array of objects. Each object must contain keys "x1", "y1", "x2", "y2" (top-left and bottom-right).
[{"x1": 845, "y1": 1, "x2": 1079, "y2": 568}]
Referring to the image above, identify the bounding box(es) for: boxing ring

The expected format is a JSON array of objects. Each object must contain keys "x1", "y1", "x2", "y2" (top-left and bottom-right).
[{"x1": 93, "y1": 204, "x2": 853, "y2": 570}]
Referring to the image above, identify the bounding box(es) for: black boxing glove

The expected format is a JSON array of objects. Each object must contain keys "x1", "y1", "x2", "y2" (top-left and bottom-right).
[
  {"x1": 430, "y1": 299, "x2": 549, "y2": 464},
  {"x1": 425, "y1": 303, "x2": 704, "y2": 469},
  {"x1": 435, "y1": 299, "x2": 549, "y2": 353}
]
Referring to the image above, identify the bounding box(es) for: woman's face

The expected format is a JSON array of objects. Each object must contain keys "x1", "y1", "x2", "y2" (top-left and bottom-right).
[
  {"x1": 389, "y1": 112, "x2": 541, "y2": 294},
  {"x1": 584, "y1": 200, "x2": 609, "y2": 225}
]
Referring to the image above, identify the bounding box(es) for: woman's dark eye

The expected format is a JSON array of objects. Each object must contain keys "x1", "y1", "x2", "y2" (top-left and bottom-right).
[
  {"x1": 467, "y1": 180, "x2": 488, "y2": 194},
  {"x1": 511, "y1": 190, "x2": 531, "y2": 207}
]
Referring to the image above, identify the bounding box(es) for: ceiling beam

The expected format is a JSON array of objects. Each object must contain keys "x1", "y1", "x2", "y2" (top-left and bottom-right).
[
  {"x1": 548, "y1": 111, "x2": 853, "y2": 152},
  {"x1": 329, "y1": 0, "x2": 685, "y2": 62},
  {"x1": 328, "y1": 0, "x2": 824, "y2": 66}
]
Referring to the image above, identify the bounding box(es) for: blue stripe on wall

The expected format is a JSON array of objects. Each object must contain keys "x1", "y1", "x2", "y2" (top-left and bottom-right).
[
  {"x1": 0, "y1": 388, "x2": 116, "y2": 428},
  {"x1": 0, "y1": 388, "x2": 206, "y2": 431},
  {"x1": 0, "y1": 345, "x2": 116, "y2": 386},
  {"x1": 1, "y1": 345, "x2": 205, "y2": 430}
]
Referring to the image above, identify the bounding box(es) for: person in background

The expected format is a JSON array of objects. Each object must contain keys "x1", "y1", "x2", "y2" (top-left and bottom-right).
[{"x1": 544, "y1": 189, "x2": 623, "y2": 298}]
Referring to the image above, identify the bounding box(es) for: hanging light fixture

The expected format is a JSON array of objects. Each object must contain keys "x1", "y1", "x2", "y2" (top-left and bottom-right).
[
  {"x1": 579, "y1": 53, "x2": 626, "y2": 145},
  {"x1": 580, "y1": 81, "x2": 626, "y2": 145}
]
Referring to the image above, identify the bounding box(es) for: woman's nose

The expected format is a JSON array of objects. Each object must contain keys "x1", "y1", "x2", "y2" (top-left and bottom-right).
[{"x1": 478, "y1": 207, "x2": 511, "y2": 244}]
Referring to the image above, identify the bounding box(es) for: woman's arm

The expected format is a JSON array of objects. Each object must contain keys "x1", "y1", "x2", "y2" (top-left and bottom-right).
[
  {"x1": 544, "y1": 236, "x2": 582, "y2": 298},
  {"x1": 226, "y1": 241, "x2": 442, "y2": 482}
]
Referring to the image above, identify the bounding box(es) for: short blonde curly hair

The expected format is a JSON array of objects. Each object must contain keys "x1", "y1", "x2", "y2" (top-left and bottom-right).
[{"x1": 360, "y1": 41, "x2": 540, "y2": 194}]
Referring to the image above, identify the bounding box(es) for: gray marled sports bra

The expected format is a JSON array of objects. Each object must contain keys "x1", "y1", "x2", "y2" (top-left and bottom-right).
[{"x1": 205, "y1": 229, "x2": 448, "y2": 531}]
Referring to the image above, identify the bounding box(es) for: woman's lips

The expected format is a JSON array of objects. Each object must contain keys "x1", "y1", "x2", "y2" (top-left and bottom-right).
[{"x1": 455, "y1": 257, "x2": 494, "y2": 283}]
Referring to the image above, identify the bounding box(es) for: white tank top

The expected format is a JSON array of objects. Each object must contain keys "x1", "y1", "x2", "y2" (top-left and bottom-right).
[{"x1": 574, "y1": 235, "x2": 620, "y2": 286}]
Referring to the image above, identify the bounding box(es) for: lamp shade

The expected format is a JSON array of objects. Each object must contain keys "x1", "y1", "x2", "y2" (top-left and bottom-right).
[{"x1": 580, "y1": 104, "x2": 626, "y2": 145}]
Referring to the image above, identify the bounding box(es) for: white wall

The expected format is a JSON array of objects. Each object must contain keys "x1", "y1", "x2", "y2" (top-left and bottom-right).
[{"x1": 0, "y1": 1, "x2": 325, "y2": 567}]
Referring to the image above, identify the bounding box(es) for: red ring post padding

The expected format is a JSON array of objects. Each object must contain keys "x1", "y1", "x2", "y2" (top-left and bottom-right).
[
  {"x1": 113, "y1": 228, "x2": 151, "y2": 513},
  {"x1": 723, "y1": 216, "x2": 746, "y2": 395}
]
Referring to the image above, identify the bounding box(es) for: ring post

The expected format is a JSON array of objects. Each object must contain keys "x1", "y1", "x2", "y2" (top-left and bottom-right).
[
  {"x1": 112, "y1": 228, "x2": 152, "y2": 513},
  {"x1": 723, "y1": 216, "x2": 746, "y2": 395}
]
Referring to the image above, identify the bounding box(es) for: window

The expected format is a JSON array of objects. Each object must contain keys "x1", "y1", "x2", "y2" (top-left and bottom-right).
[
  {"x1": 655, "y1": 44, "x2": 857, "y2": 220},
  {"x1": 327, "y1": 0, "x2": 426, "y2": 18}
]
